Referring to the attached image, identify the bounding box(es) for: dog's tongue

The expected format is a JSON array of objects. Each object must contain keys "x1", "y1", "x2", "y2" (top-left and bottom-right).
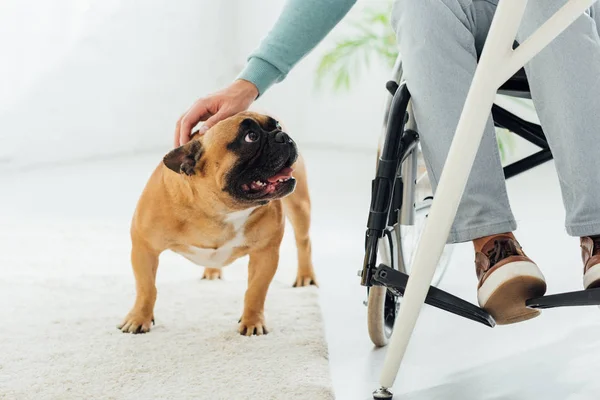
[{"x1": 267, "y1": 167, "x2": 293, "y2": 183}]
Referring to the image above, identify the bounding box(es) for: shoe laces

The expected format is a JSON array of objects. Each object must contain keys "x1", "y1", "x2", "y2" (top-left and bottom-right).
[{"x1": 487, "y1": 239, "x2": 520, "y2": 267}]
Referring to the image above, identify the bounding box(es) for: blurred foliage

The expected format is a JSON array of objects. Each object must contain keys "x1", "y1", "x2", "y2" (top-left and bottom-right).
[
  {"x1": 315, "y1": 3, "x2": 397, "y2": 92},
  {"x1": 496, "y1": 128, "x2": 516, "y2": 162}
]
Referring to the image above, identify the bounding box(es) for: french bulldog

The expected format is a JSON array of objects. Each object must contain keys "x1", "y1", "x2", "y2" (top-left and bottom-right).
[{"x1": 118, "y1": 112, "x2": 316, "y2": 336}]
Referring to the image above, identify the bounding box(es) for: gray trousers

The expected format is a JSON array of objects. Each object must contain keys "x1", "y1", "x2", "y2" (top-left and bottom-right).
[{"x1": 391, "y1": 0, "x2": 600, "y2": 243}]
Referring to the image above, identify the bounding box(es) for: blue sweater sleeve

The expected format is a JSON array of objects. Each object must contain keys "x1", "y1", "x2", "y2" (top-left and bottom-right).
[{"x1": 237, "y1": 0, "x2": 358, "y2": 96}]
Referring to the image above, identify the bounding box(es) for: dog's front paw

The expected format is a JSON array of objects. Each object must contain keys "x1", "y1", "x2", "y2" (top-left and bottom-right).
[
  {"x1": 202, "y1": 267, "x2": 222, "y2": 280},
  {"x1": 238, "y1": 313, "x2": 268, "y2": 336},
  {"x1": 293, "y1": 271, "x2": 318, "y2": 288},
  {"x1": 117, "y1": 311, "x2": 154, "y2": 334}
]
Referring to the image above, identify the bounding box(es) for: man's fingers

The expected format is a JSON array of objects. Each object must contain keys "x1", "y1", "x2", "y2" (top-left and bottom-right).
[
  {"x1": 178, "y1": 117, "x2": 193, "y2": 147},
  {"x1": 178, "y1": 99, "x2": 213, "y2": 146},
  {"x1": 198, "y1": 110, "x2": 229, "y2": 135},
  {"x1": 174, "y1": 115, "x2": 184, "y2": 147}
]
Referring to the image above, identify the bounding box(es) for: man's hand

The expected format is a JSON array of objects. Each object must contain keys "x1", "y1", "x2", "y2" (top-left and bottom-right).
[{"x1": 174, "y1": 79, "x2": 259, "y2": 147}]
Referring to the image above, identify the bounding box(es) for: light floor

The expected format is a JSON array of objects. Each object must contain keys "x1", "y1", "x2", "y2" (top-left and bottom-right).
[{"x1": 1, "y1": 146, "x2": 599, "y2": 400}]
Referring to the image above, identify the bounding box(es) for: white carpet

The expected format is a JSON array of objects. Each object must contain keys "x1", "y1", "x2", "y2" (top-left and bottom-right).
[{"x1": 0, "y1": 220, "x2": 334, "y2": 400}]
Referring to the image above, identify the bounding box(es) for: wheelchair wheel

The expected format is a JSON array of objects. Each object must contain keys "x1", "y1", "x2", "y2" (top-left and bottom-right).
[
  {"x1": 399, "y1": 145, "x2": 454, "y2": 284},
  {"x1": 367, "y1": 227, "x2": 400, "y2": 347},
  {"x1": 367, "y1": 145, "x2": 454, "y2": 347}
]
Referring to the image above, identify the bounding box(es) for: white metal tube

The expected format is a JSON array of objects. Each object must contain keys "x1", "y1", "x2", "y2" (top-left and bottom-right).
[
  {"x1": 502, "y1": 0, "x2": 599, "y2": 83},
  {"x1": 378, "y1": 0, "x2": 595, "y2": 389},
  {"x1": 379, "y1": 1, "x2": 523, "y2": 386}
]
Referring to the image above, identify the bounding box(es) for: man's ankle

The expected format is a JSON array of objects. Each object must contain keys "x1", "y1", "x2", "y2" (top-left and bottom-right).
[{"x1": 473, "y1": 232, "x2": 516, "y2": 253}]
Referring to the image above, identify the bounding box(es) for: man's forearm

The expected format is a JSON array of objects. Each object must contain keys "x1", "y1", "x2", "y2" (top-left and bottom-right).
[{"x1": 237, "y1": 0, "x2": 358, "y2": 96}]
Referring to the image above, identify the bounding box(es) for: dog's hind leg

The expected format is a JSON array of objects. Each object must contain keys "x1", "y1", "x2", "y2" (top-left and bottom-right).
[
  {"x1": 202, "y1": 267, "x2": 222, "y2": 280},
  {"x1": 118, "y1": 234, "x2": 159, "y2": 334},
  {"x1": 282, "y1": 157, "x2": 317, "y2": 287}
]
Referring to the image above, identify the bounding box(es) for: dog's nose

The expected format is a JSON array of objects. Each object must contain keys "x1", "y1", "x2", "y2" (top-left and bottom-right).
[{"x1": 274, "y1": 131, "x2": 292, "y2": 144}]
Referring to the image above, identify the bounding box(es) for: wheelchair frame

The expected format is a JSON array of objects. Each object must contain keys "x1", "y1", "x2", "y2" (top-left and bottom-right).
[{"x1": 359, "y1": 1, "x2": 600, "y2": 398}]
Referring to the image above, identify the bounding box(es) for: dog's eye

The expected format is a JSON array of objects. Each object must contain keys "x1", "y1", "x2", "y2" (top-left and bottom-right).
[
  {"x1": 275, "y1": 122, "x2": 282, "y2": 130},
  {"x1": 245, "y1": 132, "x2": 259, "y2": 143}
]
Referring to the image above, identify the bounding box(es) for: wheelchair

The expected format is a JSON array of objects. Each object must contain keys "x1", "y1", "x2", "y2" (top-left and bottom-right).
[
  {"x1": 360, "y1": 2, "x2": 600, "y2": 399},
  {"x1": 362, "y1": 56, "x2": 551, "y2": 347}
]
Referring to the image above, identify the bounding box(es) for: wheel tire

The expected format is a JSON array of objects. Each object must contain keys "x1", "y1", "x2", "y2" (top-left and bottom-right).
[
  {"x1": 398, "y1": 145, "x2": 454, "y2": 283},
  {"x1": 399, "y1": 198, "x2": 454, "y2": 284},
  {"x1": 367, "y1": 229, "x2": 400, "y2": 347}
]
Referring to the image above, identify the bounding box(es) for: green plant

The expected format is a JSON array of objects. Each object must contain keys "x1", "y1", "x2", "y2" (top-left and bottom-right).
[
  {"x1": 315, "y1": 3, "x2": 397, "y2": 92},
  {"x1": 315, "y1": 1, "x2": 516, "y2": 161},
  {"x1": 496, "y1": 128, "x2": 516, "y2": 162}
]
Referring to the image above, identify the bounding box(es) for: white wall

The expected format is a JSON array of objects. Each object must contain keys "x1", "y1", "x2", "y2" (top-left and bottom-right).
[
  {"x1": 0, "y1": 0, "x2": 240, "y2": 167},
  {"x1": 0, "y1": 0, "x2": 393, "y2": 168}
]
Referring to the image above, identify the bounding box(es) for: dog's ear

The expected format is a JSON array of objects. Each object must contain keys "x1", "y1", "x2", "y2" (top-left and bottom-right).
[{"x1": 163, "y1": 140, "x2": 204, "y2": 176}]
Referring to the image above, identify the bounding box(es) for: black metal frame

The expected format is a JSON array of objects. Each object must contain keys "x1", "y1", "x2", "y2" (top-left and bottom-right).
[
  {"x1": 359, "y1": 77, "x2": 556, "y2": 327},
  {"x1": 493, "y1": 104, "x2": 553, "y2": 179},
  {"x1": 360, "y1": 82, "x2": 416, "y2": 288}
]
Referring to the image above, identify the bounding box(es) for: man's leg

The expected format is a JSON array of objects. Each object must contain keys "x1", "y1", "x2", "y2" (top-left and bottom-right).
[
  {"x1": 392, "y1": 0, "x2": 514, "y2": 244},
  {"x1": 516, "y1": 0, "x2": 600, "y2": 289},
  {"x1": 391, "y1": 0, "x2": 546, "y2": 324}
]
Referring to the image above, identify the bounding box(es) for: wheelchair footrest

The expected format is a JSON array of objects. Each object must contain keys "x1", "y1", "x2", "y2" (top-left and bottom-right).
[
  {"x1": 526, "y1": 288, "x2": 600, "y2": 309},
  {"x1": 372, "y1": 265, "x2": 496, "y2": 328}
]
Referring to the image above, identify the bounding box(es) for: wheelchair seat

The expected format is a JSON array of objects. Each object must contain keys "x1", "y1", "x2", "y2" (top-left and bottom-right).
[
  {"x1": 498, "y1": 68, "x2": 531, "y2": 98},
  {"x1": 498, "y1": 41, "x2": 531, "y2": 98}
]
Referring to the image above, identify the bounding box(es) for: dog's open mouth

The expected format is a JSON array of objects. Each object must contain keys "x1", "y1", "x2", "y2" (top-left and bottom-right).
[{"x1": 241, "y1": 167, "x2": 295, "y2": 196}]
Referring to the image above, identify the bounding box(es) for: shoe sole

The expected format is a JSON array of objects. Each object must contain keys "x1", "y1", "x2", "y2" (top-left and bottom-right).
[
  {"x1": 584, "y1": 263, "x2": 600, "y2": 289},
  {"x1": 478, "y1": 261, "x2": 547, "y2": 325}
]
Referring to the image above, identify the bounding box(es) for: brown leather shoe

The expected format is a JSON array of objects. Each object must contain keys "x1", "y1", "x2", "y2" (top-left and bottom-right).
[
  {"x1": 581, "y1": 236, "x2": 600, "y2": 289},
  {"x1": 475, "y1": 234, "x2": 546, "y2": 325}
]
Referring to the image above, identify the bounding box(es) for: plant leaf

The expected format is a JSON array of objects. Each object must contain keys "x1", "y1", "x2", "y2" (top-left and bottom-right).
[{"x1": 314, "y1": 1, "x2": 397, "y2": 92}]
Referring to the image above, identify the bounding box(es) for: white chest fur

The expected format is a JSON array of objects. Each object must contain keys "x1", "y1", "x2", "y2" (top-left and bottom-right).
[{"x1": 175, "y1": 207, "x2": 256, "y2": 268}]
